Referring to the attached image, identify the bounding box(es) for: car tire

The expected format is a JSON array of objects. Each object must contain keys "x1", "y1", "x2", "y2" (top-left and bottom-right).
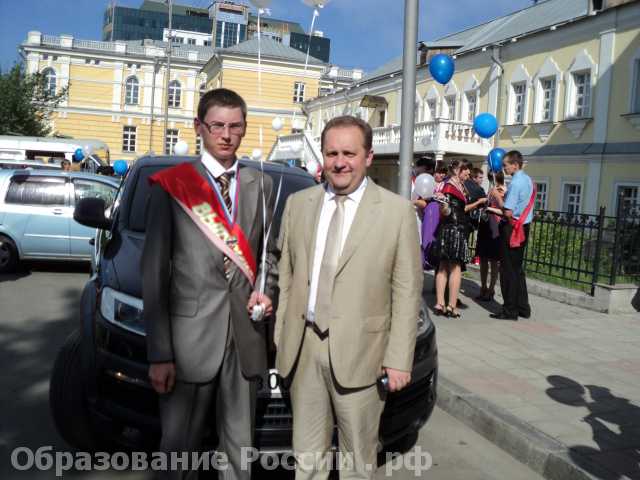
[
  {"x1": 49, "y1": 329, "x2": 102, "y2": 451},
  {"x1": 0, "y1": 235, "x2": 18, "y2": 273}
]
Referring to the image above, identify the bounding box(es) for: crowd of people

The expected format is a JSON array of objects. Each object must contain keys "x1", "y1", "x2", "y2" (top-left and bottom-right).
[{"x1": 413, "y1": 151, "x2": 535, "y2": 321}]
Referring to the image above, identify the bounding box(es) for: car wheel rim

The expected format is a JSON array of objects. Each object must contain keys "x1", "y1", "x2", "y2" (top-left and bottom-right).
[{"x1": 0, "y1": 244, "x2": 9, "y2": 267}]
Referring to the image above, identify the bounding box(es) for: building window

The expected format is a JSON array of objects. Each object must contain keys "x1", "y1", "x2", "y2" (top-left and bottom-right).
[
  {"x1": 465, "y1": 92, "x2": 477, "y2": 122},
  {"x1": 378, "y1": 110, "x2": 386, "y2": 127},
  {"x1": 572, "y1": 72, "x2": 591, "y2": 118},
  {"x1": 445, "y1": 95, "x2": 456, "y2": 120},
  {"x1": 42, "y1": 68, "x2": 56, "y2": 96},
  {"x1": 187, "y1": 38, "x2": 196, "y2": 45},
  {"x1": 168, "y1": 80, "x2": 181, "y2": 108},
  {"x1": 195, "y1": 135, "x2": 202, "y2": 156},
  {"x1": 165, "y1": 129, "x2": 179, "y2": 154},
  {"x1": 512, "y1": 82, "x2": 527, "y2": 124},
  {"x1": 616, "y1": 185, "x2": 639, "y2": 212},
  {"x1": 122, "y1": 126, "x2": 137, "y2": 153},
  {"x1": 293, "y1": 82, "x2": 305, "y2": 103},
  {"x1": 426, "y1": 99, "x2": 437, "y2": 120},
  {"x1": 535, "y1": 182, "x2": 548, "y2": 210},
  {"x1": 562, "y1": 183, "x2": 582, "y2": 214},
  {"x1": 632, "y1": 59, "x2": 640, "y2": 113},
  {"x1": 540, "y1": 78, "x2": 556, "y2": 122},
  {"x1": 204, "y1": 40, "x2": 212, "y2": 47},
  {"x1": 125, "y1": 76, "x2": 139, "y2": 105}
]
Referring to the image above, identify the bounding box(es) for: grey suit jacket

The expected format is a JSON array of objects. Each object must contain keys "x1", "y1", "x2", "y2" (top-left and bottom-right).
[{"x1": 141, "y1": 160, "x2": 278, "y2": 383}]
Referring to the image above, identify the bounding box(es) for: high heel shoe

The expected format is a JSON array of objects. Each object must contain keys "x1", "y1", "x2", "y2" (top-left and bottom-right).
[
  {"x1": 433, "y1": 304, "x2": 446, "y2": 316},
  {"x1": 446, "y1": 305, "x2": 461, "y2": 318}
]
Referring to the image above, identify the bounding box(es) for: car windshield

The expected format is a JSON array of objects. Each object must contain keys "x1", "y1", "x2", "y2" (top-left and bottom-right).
[{"x1": 127, "y1": 164, "x2": 315, "y2": 234}]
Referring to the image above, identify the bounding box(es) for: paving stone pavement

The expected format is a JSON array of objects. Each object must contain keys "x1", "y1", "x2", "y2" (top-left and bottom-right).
[{"x1": 423, "y1": 274, "x2": 640, "y2": 480}]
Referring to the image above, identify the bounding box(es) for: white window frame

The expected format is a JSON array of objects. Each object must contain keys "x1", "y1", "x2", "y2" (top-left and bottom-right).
[
  {"x1": 165, "y1": 129, "x2": 179, "y2": 154},
  {"x1": 125, "y1": 76, "x2": 139, "y2": 105},
  {"x1": 507, "y1": 65, "x2": 531, "y2": 125},
  {"x1": 613, "y1": 182, "x2": 640, "y2": 213},
  {"x1": 561, "y1": 181, "x2": 584, "y2": 214},
  {"x1": 629, "y1": 49, "x2": 640, "y2": 114},
  {"x1": 443, "y1": 81, "x2": 458, "y2": 121},
  {"x1": 511, "y1": 82, "x2": 528, "y2": 124},
  {"x1": 565, "y1": 50, "x2": 596, "y2": 120},
  {"x1": 533, "y1": 179, "x2": 549, "y2": 210},
  {"x1": 195, "y1": 135, "x2": 202, "y2": 156},
  {"x1": 572, "y1": 71, "x2": 592, "y2": 118},
  {"x1": 168, "y1": 80, "x2": 182, "y2": 108},
  {"x1": 533, "y1": 57, "x2": 561, "y2": 123},
  {"x1": 424, "y1": 86, "x2": 439, "y2": 121},
  {"x1": 122, "y1": 126, "x2": 137, "y2": 153},
  {"x1": 462, "y1": 76, "x2": 479, "y2": 123},
  {"x1": 293, "y1": 82, "x2": 305, "y2": 103},
  {"x1": 445, "y1": 95, "x2": 457, "y2": 121},
  {"x1": 42, "y1": 67, "x2": 56, "y2": 96}
]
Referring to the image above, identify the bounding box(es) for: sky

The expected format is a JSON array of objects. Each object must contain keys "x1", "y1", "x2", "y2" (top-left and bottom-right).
[{"x1": 0, "y1": 0, "x2": 534, "y2": 73}]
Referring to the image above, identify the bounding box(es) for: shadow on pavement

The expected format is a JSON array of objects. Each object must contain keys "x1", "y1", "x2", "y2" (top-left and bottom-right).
[{"x1": 545, "y1": 375, "x2": 640, "y2": 480}]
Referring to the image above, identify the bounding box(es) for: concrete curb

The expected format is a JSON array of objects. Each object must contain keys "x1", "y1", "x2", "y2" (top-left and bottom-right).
[{"x1": 436, "y1": 375, "x2": 630, "y2": 480}]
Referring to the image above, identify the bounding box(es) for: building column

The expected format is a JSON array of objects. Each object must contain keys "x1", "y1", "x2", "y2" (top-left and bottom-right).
[{"x1": 434, "y1": 151, "x2": 445, "y2": 166}]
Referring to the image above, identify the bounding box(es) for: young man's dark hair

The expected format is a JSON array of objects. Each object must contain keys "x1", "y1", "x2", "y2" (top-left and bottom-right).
[
  {"x1": 197, "y1": 88, "x2": 248, "y2": 122},
  {"x1": 435, "y1": 164, "x2": 449, "y2": 175},
  {"x1": 504, "y1": 150, "x2": 524, "y2": 168},
  {"x1": 488, "y1": 171, "x2": 505, "y2": 185},
  {"x1": 471, "y1": 167, "x2": 483, "y2": 178},
  {"x1": 415, "y1": 156, "x2": 435, "y2": 174},
  {"x1": 321, "y1": 115, "x2": 373, "y2": 152}
]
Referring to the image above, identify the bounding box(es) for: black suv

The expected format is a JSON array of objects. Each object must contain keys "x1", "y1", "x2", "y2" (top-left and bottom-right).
[{"x1": 49, "y1": 155, "x2": 438, "y2": 453}]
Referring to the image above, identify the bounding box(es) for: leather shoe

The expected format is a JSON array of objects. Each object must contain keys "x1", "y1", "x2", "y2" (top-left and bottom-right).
[
  {"x1": 490, "y1": 311, "x2": 518, "y2": 320},
  {"x1": 519, "y1": 312, "x2": 531, "y2": 319}
]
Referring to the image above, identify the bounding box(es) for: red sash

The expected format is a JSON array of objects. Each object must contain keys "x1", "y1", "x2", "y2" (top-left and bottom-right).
[
  {"x1": 509, "y1": 183, "x2": 536, "y2": 248},
  {"x1": 149, "y1": 163, "x2": 257, "y2": 285}
]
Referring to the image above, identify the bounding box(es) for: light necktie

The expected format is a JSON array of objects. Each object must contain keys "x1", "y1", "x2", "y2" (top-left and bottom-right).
[
  {"x1": 216, "y1": 172, "x2": 234, "y2": 277},
  {"x1": 313, "y1": 195, "x2": 347, "y2": 334}
]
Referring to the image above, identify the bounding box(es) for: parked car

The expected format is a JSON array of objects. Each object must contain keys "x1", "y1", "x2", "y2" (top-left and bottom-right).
[
  {"x1": 49, "y1": 155, "x2": 438, "y2": 455},
  {"x1": 0, "y1": 169, "x2": 120, "y2": 273}
]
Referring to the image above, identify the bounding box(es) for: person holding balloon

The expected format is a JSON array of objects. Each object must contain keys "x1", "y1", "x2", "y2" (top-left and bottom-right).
[{"x1": 433, "y1": 159, "x2": 487, "y2": 317}]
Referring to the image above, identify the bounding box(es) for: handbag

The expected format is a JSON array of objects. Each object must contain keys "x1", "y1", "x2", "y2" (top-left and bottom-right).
[{"x1": 509, "y1": 183, "x2": 536, "y2": 248}]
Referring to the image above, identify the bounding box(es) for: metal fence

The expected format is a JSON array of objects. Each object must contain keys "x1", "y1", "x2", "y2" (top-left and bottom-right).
[{"x1": 468, "y1": 193, "x2": 640, "y2": 295}]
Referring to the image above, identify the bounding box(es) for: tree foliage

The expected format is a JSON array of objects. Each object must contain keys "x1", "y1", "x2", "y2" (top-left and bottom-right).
[{"x1": 0, "y1": 63, "x2": 69, "y2": 137}]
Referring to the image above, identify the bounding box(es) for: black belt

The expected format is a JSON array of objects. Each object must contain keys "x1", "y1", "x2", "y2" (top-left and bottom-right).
[{"x1": 305, "y1": 320, "x2": 329, "y2": 340}]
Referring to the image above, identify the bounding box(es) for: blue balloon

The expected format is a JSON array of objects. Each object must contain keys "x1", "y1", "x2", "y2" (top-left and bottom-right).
[
  {"x1": 113, "y1": 160, "x2": 129, "y2": 176},
  {"x1": 487, "y1": 148, "x2": 506, "y2": 173},
  {"x1": 73, "y1": 148, "x2": 84, "y2": 162},
  {"x1": 473, "y1": 113, "x2": 499, "y2": 139},
  {"x1": 429, "y1": 54, "x2": 455, "y2": 85}
]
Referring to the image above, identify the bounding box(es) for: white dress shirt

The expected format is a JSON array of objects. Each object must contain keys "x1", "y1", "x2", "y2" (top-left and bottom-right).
[
  {"x1": 201, "y1": 150, "x2": 238, "y2": 216},
  {"x1": 307, "y1": 178, "x2": 368, "y2": 317}
]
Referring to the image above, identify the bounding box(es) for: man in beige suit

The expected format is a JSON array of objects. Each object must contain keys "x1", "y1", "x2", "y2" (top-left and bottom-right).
[{"x1": 274, "y1": 116, "x2": 423, "y2": 479}]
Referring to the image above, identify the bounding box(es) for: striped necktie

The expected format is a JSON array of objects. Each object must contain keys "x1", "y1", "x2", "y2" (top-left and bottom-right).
[{"x1": 216, "y1": 172, "x2": 234, "y2": 277}]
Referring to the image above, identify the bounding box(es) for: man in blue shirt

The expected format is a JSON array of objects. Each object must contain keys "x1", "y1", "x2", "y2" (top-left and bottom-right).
[{"x1": 491, "y1": 150, "x2": 534, "y2": 320}]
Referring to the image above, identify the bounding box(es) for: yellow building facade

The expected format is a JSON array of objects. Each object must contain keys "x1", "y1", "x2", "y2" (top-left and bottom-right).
[
  {"x1": 281, "y1": 0, "x2": 640, "y2": 215},
  {"x1": 20, "y1": 32, "x2": 326, "y2": 162}
]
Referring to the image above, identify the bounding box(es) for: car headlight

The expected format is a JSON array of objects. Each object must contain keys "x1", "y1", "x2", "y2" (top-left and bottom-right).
[
  {"x1": 416, "y1": 300, "x2": 433, "y2": 338},
  {"x1": 100, "y1": 287, "x2": 145, "y2": 336}
]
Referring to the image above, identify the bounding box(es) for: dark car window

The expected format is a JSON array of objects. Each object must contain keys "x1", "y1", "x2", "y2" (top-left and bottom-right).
[
  {"x1": 5, "y1": 176, "x2": 67, "y2": 206},
  {"x1": 73, "y1": 179, "x2": 117, "y2": 206},
  {"x1": 129, "y1": 166, "x2": 168, "y2": 232},
  {"x1": 127, "y1": 165, "x2": 315, "y2": 234}
]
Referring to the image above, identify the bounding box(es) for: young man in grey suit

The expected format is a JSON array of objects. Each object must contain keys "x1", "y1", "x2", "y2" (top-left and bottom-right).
[
  {"x1": 275, "y1": 116, "x2": 423, "y2": 479},
  {"x1": 142, "y1": 88, "x2": 277, "y2": 479}
]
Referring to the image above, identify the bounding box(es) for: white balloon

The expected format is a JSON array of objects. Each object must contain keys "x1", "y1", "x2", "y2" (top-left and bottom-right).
[
  {"x1": 303, "y1": 0, "x2": 330, "y2": 8},
  {"x1": 271, "y1": 117, "x2": 283, "y2": 132},
  {"x1": 250, "y1": 0, "x2": 272, "y2": 8},
  {"x1": 174, "y1": 140, "x2": 189, "y2": 156},
  {"x1": 414, "y1": 173, "x2": 436, "y2": 200},
  {"x1": 251, "y1": 148, "x2": 263, "y2": 161},
  {"x1": 306, "y1": 160, "x2": 319, "y2": 175},
  {"x1": 82, "y1": 144, "x2": 93, "y2": 157}
]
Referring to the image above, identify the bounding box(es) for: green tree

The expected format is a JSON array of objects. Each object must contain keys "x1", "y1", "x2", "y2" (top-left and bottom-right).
[{"x1": 0, "y1": 63, "x2": 69, "y2": 136}]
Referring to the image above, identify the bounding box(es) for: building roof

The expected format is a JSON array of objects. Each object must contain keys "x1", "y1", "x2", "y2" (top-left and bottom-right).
[
  {"x1": 247, "y1": 14, "x2": 305, "y2": 34},
  {"x1": 122, "y1": 39, "x2": 216, "y2": 62},
  {"x1": 219, "y1": 37, "x2": 326, "y2": 65},
  {"x1": 360, "y1": 0, "x2": 592, "y2": 84}
]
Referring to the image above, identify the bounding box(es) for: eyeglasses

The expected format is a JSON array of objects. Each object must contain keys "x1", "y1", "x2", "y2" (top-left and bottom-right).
[{"x1": 199, "y1": 120, "x2": 245, "y2": 135}]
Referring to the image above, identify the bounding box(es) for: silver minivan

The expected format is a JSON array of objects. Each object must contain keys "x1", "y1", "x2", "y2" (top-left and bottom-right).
[{"x1": 0, "y1": 169, "x2": 120, "y2": 272}]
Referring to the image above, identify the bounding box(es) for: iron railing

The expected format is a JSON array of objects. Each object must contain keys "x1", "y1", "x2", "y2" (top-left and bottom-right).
[{"x1": 467, "y1": 192, "x2": 640, "y2": 295}]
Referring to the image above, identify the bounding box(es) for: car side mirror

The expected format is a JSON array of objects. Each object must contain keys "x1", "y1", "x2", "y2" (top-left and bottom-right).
[{"x1": 74, "y1": 197, "x2": 112, "y2": 230}]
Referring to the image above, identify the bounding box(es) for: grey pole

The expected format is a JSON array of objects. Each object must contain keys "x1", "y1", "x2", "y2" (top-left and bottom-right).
[
  {"x1": 163, "y1": 0, "x2": 173, "y2": 152},
  {"x1": 149, "y1": 58, "x2": 160, "y2": 153},
  {"x1": 398, "y1": 0, "x2": 419, "y2": 199}
]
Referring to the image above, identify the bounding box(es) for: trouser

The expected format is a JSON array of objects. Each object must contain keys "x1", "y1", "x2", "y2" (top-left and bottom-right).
[
  {"x1": 499, "y1": 222, "x2": 531, "y2": 318},
  {"x1": 290, "y1": 327, "x2": 386, "y2": 480},
  {"x1": 157, "y1": 336, "x2": 257, "y2": 480}
]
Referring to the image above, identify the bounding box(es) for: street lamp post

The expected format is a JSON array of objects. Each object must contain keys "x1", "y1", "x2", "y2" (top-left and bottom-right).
[
  {"x1": 398, "y1": 0, "x2": 419, "y2": 199},
  {"x1": 163, "y1": 0, "x2": 173, "y2": 152}
]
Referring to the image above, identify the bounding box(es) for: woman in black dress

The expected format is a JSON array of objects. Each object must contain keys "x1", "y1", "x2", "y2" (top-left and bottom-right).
[
  {"x1": 434, "y1": 160, "x2": 487, "y2": 317},
  {"x1": 476, "y1": 171, "x2": 506, "y2": 301}
]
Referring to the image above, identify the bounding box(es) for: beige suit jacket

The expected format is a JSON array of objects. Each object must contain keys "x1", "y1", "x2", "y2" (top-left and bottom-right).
[{"x1": 274, "y1": 180, "x2": 423, "y2": 389}]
